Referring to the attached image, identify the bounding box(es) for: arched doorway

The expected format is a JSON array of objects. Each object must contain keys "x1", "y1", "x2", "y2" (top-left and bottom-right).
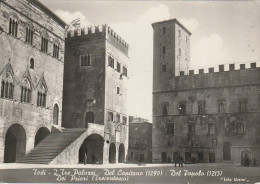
[
  {"x1": 241, "y1": 150, "x2": 251, "y2": 166},
  {"x1": 34, "y1": 127, "x2": 50, "y2": 146},
  {"x1": 118, "y1": 144, "x2": 125, "y2": 163},
  {"x1": 109, "y1": 142, "x2": 116, "y2": 163},
  {"x1": 85, "y1": 111, "x2": 94, "y2": 128},
  {"x1": 223, "y1": 142, "x2": 231, "y2": 160},
  {"x1": 78, "y1": 133, "x2": 104, "y2": 164},
  {"x1": 4, "y1": 124, "x2": 26, "y2": 163}
]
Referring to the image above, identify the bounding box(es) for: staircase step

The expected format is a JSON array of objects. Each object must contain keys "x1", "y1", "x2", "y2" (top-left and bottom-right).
[{"x1": 18, "y1": 128, "x2": 85, "y2": 164}]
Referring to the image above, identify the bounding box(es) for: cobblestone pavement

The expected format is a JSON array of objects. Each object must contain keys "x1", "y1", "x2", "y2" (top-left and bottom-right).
[{"x1": 0, "y1": 163, "x2": 259, "y2": 183}]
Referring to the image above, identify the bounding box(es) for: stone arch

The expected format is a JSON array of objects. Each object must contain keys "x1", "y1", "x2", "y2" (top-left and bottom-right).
[
  {"x1": 78, "y1": 133, "x2": 104, "y2": 164},
  {"x1": 4, "y1": 123, "x2": 26, "y2": 163},
  {"x1": 34, "y1": 127, "x2": 50, "y2": 146},
  {"x1": 223, "y1": 142, "x2": 231, "y2": 160},
  {"x1": 118, "y1": 143, "x2": 125, "y2": 163},
  {"x1": 109, "y1": 142, "x2": 116, "y2": 163}
]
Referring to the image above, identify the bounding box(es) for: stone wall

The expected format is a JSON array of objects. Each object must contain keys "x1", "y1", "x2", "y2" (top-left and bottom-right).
[{"x1": 0, "y1": 0, "x2": 65, "y2": 163}]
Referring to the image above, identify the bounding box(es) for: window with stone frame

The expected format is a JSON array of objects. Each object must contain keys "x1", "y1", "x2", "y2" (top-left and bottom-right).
[
  {"x1": 239, "y1": 100, "x2": 247, "y2": 112},
  {"x1": 212, "y1": 139, "x2": 217, "y2": 148},
  {"x1": 122, "y1": 116, "x2": 127, "y2": 125},
  {"x1": 108, "y1": 111, "x2": 114, "y2": 121},
  {"x1": 162, "y1": 46, "x2": 166, "y2": 54},
  {"x1": 53, "y1": 104, "x2": 59, "y2": 125},
  {"x1": 123, "y1": 66, "x2": 128, "y2": 77},
  {"x1": 108, "y1": 55, "x2": 114, "y2": 68},
  {"x1": 37, "y1": 84, "x2": 47, "y2": 107},
  {"x1": 188, "y1": 124, "x2": 195, "y2": 134},
  {"x1": 198, "y1": 100, "x2": 206, "y2": 114},
  {"x1": 41, "y1": 36, "x2": 48, "y2": 53},
  {"x1": 53, "y1": 43, "x2": 60, "y2": 59},
  {"x1": 30, "y1": 58, "x2": 34, "y2": 69},
  {"x1": 1, "y1": 72, "x2": 14, "y2": 100},
  {"x1": 9, "y1": 18, "x2": 18, "y2": 37},
  {"x1": 117, "y1": 62, "x2": 121, "y2": 73},
  {"x1": 163, "y1": 27, "x2": 166, "y2": 35},
  {"x1": 80, "y1": 55, "x2": 91, "y2": 67},
  {"x1": 208, "y1": 123, "x2": 216, "y2": 135},
  {"x1": 116, "y1": 114, "x2": 120, "y2": 123},
  {"x1": 86, "y1": 101, "x2": 94, "y2": 112},
  {"x1": 162, "y1": 105, "x2": 168, "y2": 116},
  {"x1": 179, "y1": 101, "x2": 187, "y2": 115},
  {"x1": 218, "y1": 101, "x2": 225, "y2": 114},
  {"x1": 236, "y1": 122, "x2": 245, "y2": 134},
  {"x1": 166, "y1": 123, "x2": 174, "y2": 135},
  {"x1": 162, "y1": 65, "x2": 166, "y2": 72},
  {"x1": 20, "y1": 78, "x2": 31, "y2": 103},
  {"x1": 25, "y1": 27, "x2": 33, "y2": 45}
]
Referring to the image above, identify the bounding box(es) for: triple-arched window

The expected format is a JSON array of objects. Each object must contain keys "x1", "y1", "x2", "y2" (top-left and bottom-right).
[
  {"x1": 9, "y1": 18, "x2": 18, "y2": 37},
  {"x1": 1, "y1": 72, "x2": 14, "y2": 99}
]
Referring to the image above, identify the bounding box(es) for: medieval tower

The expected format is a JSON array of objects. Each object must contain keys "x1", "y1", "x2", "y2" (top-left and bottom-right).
[{"x1": 63, "y1": 26, "x2": 129, "y2": 164}]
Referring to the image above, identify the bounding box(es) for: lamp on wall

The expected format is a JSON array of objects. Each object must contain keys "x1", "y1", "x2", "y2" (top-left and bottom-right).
[{"x1": 0, "y1": 26, "x2": 3, "y2": 34}]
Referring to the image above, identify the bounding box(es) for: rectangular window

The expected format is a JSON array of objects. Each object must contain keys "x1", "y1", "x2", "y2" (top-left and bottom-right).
[
  {"x1": 117, "y1": 62, "x2": 121, "y2": 73},
  {"x1": 198, "y1": 101, "x2": 206, "y2": 114},
  {"x1": 123, "y1": 66, "x2": 128, "y2": 77},
  {"x1": 162, "y1": 65, "x2": 166, "y2": 72},
  {"x1": 116, "y1": 114, "x2": 120, "y2": 123},
  {"x1": 80, "y1": 55, "x2": 91, "y2": 67},
  {"x1": 108, "y1": 56, "x2": 114, "y2": 68},
  {"x1": 108, "y1": 111, "x2": 113, "y2": 121},
  {"x1": 208, "y1": 124, "x2": 215, "y2": 135},
  {"x1": 218, "y1": 102, "x2": 225, "y2": 114},
  {"x1": 162, "y1": 46, "x2": 166, "y2": 54},
  {"x1": 117, "y1": 87, "x2": 120, "y2": 94},
  {"x1": 188, "y1": 124, "x2": 195, "y2": 134},
  {"x1": 41, "y1": 37, "x2": 48, "y2": 53},
  {"x1": 236, "y1": 123, "x2": 244, "y2": 134},
  {"x1": 239, "y1": 101, "x2": 247, "y2": 112},
  {"x1": 25, "y1": 28, "x2": 33, "y2": 45},
  {"x1": 123, "y1": 116, "x2": 127, "y2": 125},
  {"x1": 163, "y1": 27, "x2": 166, "y2": 35},
  {"x1": 166, "y1": 123, "x2": 174, "y2": 135},
  {"x1": 53, "y1": 44, "x2": 59, "y2": 59}
]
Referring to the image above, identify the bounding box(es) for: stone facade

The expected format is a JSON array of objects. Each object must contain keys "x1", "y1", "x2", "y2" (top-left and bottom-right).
[
  {"x1": 152, "y1": 19, "x2": 260, "y2": 166},
  {"x1": 63, "y1": 25, "x2": 129, "y2": 164},
  {"x1": 0, "y1": 0, "x2": 66, "y2": 163},
  {"x1": 128, "y1": 117, "x2": 152, "y2": 163}
]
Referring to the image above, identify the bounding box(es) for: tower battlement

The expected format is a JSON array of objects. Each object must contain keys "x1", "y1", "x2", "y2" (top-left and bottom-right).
[
  {"x1": 66, "y1": 25, "x2": 129, "y2": 56},
  {"x1": 178, "y1": 62, "x2": 259, "y2": 76}
]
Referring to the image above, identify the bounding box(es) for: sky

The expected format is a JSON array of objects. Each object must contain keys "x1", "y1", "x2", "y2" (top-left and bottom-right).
[{"x1": 41, "y1": 0, "x2": 260, "y2": 121}]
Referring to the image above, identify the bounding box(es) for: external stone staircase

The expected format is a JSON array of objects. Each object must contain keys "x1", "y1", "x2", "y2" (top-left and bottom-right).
[{"x1": 17, "y1": 128, "x2": 86, "y2": 164}]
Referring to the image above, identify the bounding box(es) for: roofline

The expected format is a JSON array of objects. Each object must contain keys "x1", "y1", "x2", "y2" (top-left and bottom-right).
[
  {"x1": 152, "y1": 18, "x2": 192, "y2": 36},
  {"x1": 29, "y1": 0, "x2": 67, "y2": 28}
]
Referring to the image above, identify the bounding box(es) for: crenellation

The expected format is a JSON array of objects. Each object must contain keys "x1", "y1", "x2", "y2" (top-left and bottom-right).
[
  {"x1": 66, "y1": 25, "x2": 129, "y2": 55},
  {"x1": 178, "y1": 62, "x2": 259, "y2": 77}
]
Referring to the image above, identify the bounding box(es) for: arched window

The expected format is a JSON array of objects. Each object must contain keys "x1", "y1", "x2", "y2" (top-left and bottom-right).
[
  {"x1": 37, "y1": 84, "x2": 47, "y2": 107},
  {"x1": 236, "y1": 123, "x2": 244, "y2": 134},
  {"x1": 53, "y1": 104, "x2": 59, "y2": 125},
  {"x1": 30, "y1": 58, "x2": 34, "y2": 69},
  {"x1": 25, "y1": 27, "x2": 34, "y2": 45},
  {"x1": 162, "y1": 105, "x2": 168, "y2": 116},
  {"x1": 179, "y1": 102, "x2": 186, "y2": 115},
  {"x1": 1, "y1": 72, "x2": 14, "y2": 99},
  {"x1": 20, "y1": 78, "x2": 31, "y2": 103}
]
